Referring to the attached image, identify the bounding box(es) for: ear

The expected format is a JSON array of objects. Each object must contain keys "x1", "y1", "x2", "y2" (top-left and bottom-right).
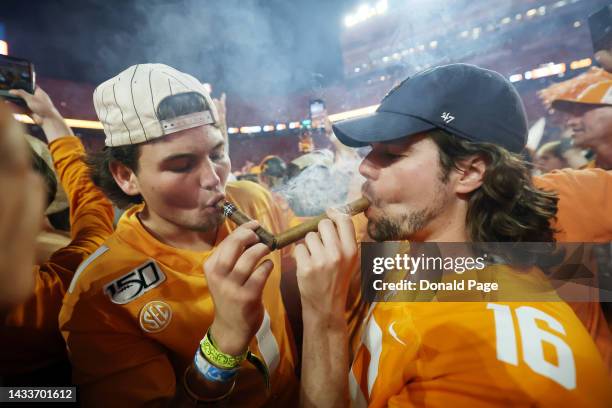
[
  {"x1": 109, "y1": 161, "x2": 141, "y2": 197},
  {"x1": 454, "y1": 155, "x2": 486, "y2": 194}
]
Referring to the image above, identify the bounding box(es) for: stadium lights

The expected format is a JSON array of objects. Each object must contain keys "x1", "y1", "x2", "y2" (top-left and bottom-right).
[
  {"x1": 239, "y1": 126, "x2": 262, "y2": 134},
  {"x1": 0, "y1": 40, "x2": 7, "y2": 56},
  {"x1": 263, "y1": 125, "x2": 275, "y2": 132},
  {"x1": 276, "y1": 123, "x2": 287, "y2": 131},
  {"x1": 509, "y1": 74, "x2": 523, "y2": 83},
  {"x1": 344, "y1": 0, "x2": 388, "y2": 28},
  {"x1": 288, "y1": 121, "x2": 301, "y2": 129},
  {"x1": 526, "y1": 63, "x2": 566, "y2": 80},
  {"x1": 14, "y1": 114, "x2": 104, "y2": 129},
  {"x1": 227, "y1": 127, "x2": 240, "y2": 134},
  {"x1": 570, "y1": 58, "x2": 592, "y2": 70}
]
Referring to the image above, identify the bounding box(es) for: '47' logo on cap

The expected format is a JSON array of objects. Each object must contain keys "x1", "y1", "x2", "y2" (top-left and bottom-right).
[{"x1": 441, "y1": 112, "x2": 455, "y2": 123}]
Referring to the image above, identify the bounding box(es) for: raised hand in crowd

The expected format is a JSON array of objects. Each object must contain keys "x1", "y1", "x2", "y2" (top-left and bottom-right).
[{"x1": 10, "y1": 88, "x2": 74, "y2": 143}]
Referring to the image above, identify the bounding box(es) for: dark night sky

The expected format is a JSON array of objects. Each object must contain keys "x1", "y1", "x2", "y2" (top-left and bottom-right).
[{"x1": 1, "y1": 0, "x2": 352, "y2": 98}]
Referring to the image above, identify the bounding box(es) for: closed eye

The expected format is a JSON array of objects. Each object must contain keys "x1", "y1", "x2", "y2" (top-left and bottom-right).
[{"x1": 163, "y1": 156, "x2": 196, "y2": 172}]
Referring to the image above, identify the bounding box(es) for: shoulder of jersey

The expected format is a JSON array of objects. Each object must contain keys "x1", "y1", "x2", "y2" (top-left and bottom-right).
[
  {"x1": 226, "y1": 180, "x2": 276, "y2": 215},
  {"x1": 66, "y1": 233, "x2": 161, "y2": 306},
  {"x1": 538, "y1": 167, "x2": 610, "y2": 187},
  {"x1": 226, "y1": 180, "x2": 274, "y2": 204}
]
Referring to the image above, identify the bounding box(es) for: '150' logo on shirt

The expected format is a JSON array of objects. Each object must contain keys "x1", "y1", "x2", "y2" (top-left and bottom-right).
[{"x1": 104, "y1": 261, "x2": 166, "y2": 304}]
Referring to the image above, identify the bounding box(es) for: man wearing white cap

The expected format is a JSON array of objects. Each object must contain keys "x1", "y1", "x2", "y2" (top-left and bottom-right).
[
  {"x1": 59, "y1": 64, "x2": 298, "y2": 406},
  {"x1": 553, "y1": 80, "x2": 612, "y2": 170}
]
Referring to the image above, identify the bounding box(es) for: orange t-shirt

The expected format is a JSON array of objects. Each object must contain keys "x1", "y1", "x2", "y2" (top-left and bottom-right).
[
  {"x1": 59, "y1": 181, "x2": 298, "y2": 407},
  {"x1": 534, "y1": 168, "x2": 612, "y2": 373},
  {"x1": 0, "y1": 136, "x2": 115, "y2": 378},
  {"x1": 350, "y1": 293, "x2": 611, "y2": 406}
]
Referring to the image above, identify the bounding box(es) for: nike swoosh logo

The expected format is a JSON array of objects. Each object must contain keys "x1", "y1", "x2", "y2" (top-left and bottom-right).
[{"x1": 388, "y1": 321, "x2": 406, "y2": 346}]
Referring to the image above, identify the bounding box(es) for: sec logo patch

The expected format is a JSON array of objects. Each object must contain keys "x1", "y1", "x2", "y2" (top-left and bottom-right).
[{"x1": 139, "y1": 301, "x2": 172, "y2": 333}]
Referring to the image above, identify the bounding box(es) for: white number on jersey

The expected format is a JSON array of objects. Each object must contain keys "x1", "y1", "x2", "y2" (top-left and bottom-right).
[{"x1": 487, "y1": 303, "x2": 576, "y2": 390}]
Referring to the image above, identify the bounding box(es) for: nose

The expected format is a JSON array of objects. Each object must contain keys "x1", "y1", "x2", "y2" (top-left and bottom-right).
[
  {"x1": 199, "y1": 159, "x2": 222, "y2": 191},
  {"x1": 566, "y1": 114, "x2": 582, "y2": 130},
  {"x1": 359, "y1": 150, "x2": 380, "y2": 181}
]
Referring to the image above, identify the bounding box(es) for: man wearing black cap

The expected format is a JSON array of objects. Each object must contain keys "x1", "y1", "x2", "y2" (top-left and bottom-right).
[{"x1": 293, "y1": 64, "x2": 611, "y2": 406}]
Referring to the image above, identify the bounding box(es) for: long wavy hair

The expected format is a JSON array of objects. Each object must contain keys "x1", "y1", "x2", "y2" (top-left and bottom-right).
[{"x1": 429, "y1": 129, "x2": 558, "y2": 242}]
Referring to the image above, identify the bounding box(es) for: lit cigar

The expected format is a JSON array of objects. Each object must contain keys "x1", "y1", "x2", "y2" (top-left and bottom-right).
[
  {"x1": 274, "y1": 196, "x2": 370, "y2": 249},
  {"x1": 216, "y1": 200, "x2": 277, "y2": 249}
]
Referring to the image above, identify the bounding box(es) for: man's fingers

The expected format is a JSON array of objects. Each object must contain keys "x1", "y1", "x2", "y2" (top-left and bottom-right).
[
  {"x1": 304, "y1": 231, "x2": 325, "y2": 260},
  {"x1": 231, "y1": 243, "x2": 271, "y2": 285},
  {"x1": 243, "y1": 259, "x2": 274, "y2": 294},
  {"x1": 294, "y1": 243, "x2": 311, "y2": 273},
  {"x1": 207, "y1": 221, "x2": 261, "y2": 275},
  {"x1": 326, "y1": 208, "x2": 357, "y2": 256},
  {"x1": 318, "y1": 218, "x2": 342, "y2": 257}
]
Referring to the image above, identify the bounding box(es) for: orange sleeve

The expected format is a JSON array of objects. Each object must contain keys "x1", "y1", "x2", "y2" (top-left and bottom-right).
[
  {"x1": 60, "y1": 292, "x2": 175, "y2": 407},
  {"x1": 24, "y1": 135, "x2": 114, "y2": 317},
  {"x1": 48, "y1": 136, "x2": 115, "y2": 272},
  {"x1": 1, "y1": 136, "x2": 115, "y2": 374}
]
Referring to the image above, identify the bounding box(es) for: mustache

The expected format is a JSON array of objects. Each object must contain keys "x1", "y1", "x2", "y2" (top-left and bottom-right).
[{"x1": 361, "y1": 182, "x2": 380, "y2": 206}]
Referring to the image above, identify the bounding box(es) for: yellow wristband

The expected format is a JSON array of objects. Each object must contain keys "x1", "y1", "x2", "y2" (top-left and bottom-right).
[{"x1": 200, "y1": 330, "x2": 248, "y2": 370}]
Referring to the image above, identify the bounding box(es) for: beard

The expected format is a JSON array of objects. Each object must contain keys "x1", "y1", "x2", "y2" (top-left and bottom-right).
[
  {"x1": 366, "y1": 181, "x2": 450, "y2": 242},
  {"x1": 367, "y1": 208, "x2": 430, "y2": 241}
]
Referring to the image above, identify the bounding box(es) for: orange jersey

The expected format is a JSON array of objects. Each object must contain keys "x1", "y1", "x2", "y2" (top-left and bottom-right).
[
  {"x1": 534, "y1": 168, "x2": 612, "y2": 373},
  {"x1": 59, "y1": 181, "x2": 298, "y2": 407},
  {"x1": 350, "y1": 298, "x2": 611, "y2": 407},
  {"x1": 0, "y1": 136, "x2": 114, "y2": 378}
]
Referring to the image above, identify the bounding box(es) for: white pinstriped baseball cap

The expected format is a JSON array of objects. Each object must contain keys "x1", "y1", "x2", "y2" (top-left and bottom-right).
[{"x1": 93, "y1": 64, "x2": 219, "y2": 147}]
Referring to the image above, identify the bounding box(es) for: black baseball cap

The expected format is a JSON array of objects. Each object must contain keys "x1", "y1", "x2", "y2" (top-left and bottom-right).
[{"x1": 332, "y1": 63, "x2": 528, "y2": 154}]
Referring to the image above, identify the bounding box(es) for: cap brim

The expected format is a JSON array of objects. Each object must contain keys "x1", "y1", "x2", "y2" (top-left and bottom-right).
[
  {"x1": 551, "y1": 98, "x2": 610, "y2": 112},
  {"x1": 332, "y1": 111, "x2": 437, "y2": 147}
]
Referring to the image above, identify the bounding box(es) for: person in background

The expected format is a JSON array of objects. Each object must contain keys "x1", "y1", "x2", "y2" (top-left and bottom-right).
[
  {"x1": 552, "y1": 80, "x2": 612, "y2": 170},
  {"x1": 1, "y1": 87, "x2": 115, "y2": 386},
  {"x1": 259, "y1": 155, "x2": 288, "y2": 190},
  {"x1": 26, "y1": 135, "x2": 72, "y2": 263},
  {"x1": 535, "y1": 140, "x2": 570, "y2": 174}
]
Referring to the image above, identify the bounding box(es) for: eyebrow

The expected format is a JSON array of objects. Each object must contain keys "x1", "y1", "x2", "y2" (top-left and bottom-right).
[{"x1": 161, "y1": 141, "x2": 225, "y2": 162}]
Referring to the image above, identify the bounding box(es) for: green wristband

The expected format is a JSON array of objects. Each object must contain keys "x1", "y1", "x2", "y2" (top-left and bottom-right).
[{"x1": 200, "y1": 330, "x2": 248, "y2": 370}]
